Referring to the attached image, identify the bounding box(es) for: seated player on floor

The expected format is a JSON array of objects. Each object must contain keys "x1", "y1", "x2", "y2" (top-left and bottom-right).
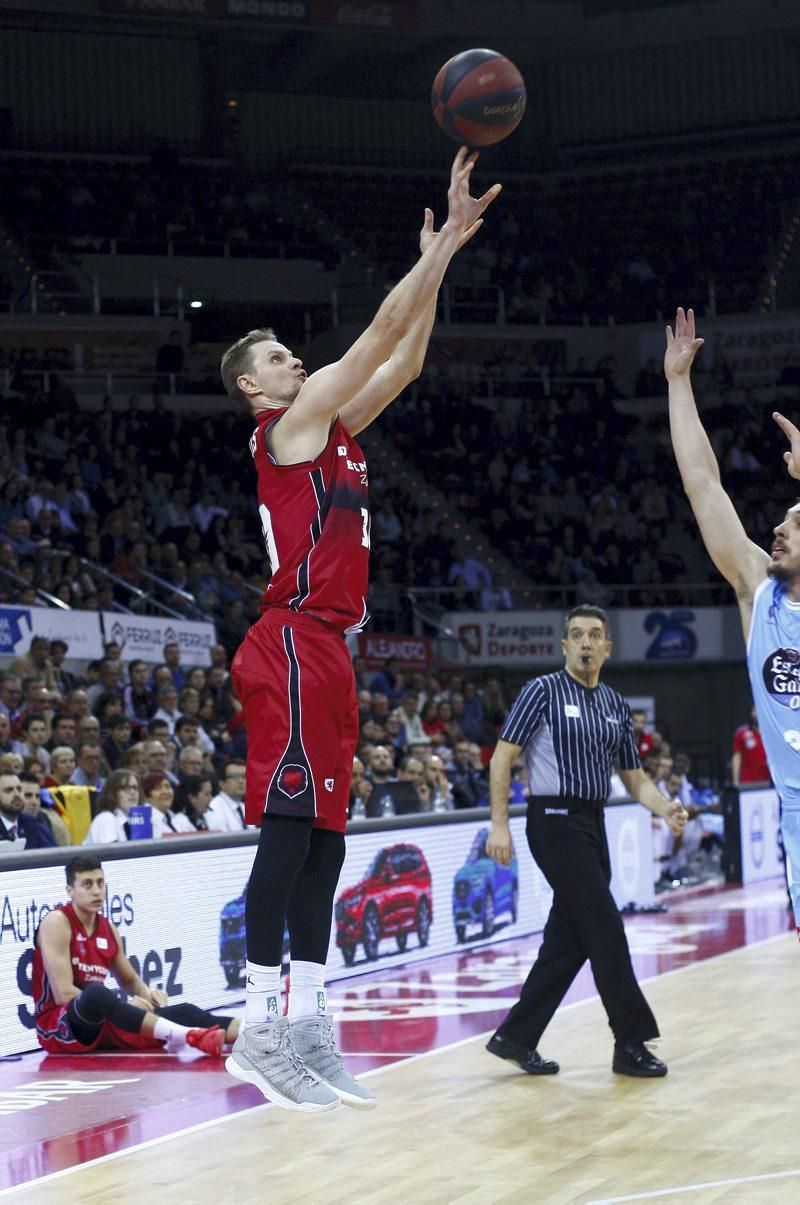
[{"x1": 32, "y1": 854, "x2": 241, "y2": 1058}]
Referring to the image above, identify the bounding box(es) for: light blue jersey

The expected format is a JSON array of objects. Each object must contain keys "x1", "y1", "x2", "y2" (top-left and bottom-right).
[
  {"x1": 747, "y1": 577, "x2": 800, "y2": 807},
  {"x1": 747, "y1": 576, "x2": 800, "y2": 931}
]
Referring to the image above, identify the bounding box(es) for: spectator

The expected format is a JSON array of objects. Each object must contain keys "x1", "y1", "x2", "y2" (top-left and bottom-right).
[
  {"x1": 19, "y1": 771, "x2": 70, "y2": 846},
  {"x1": 163, "y1": 642, "x2": 185, "y2": 690},
  {"x1": 86, "y1": 660, "x2": 123, "y2": 713},
  {"x1": 349, "y1": 756, "x2": 372, "y2": 818},
  {"x1": 423, "y1": 753, "x2": 454, "y2": 811},
  {"x1": 176, "y1": 745, "x2": 205, "y2": 781},
  {"x1": 119, "y1": 742, "x2": 148, "y2": 777},
  {"x1": 0, "y1": 711, "x2": 23, "y2": 758},
  {"x1": 19, "y1": 712, "x2": 51, "y2": 774},
  {"x1": 396, "y1": 756, "x2": 424, "y2": 804},
  {"x1": 367, "y1": 745, "x2": 397, "y2": 786},
  {"x1": 153, "y1": 685, "x2": 181, "y2": 736},
  {"x1": 141, "y1": 771, "x2": 194, "y2": 836},
  {"x1": 102, "y1": 713, "x2": 133, "y2": 771},
  {"x1": 83, "y1": 770, "x2": 141, "y2": 845},
  {"x1": 44, "y1": 746, "x2": 77, "y2": 789},
  {"x1": 70, "y1": 742, "x2": 105, "y2": 792},
  {"x1": 0, "y1": 674, "x2": 23, "y2": 725},
  {"x1": 631, "y1": 709, "x2": 656, "y2": 760},
  {"x1": 173, "y1": 775, "x2": 215, "y2": 831},
  {"x1": 460, "y1": 681, "x2": 486, "y2": 744},
  {"x1": 9, "y1": 636, "x2": 61, "y2": 698},
  {"x1": 0, "y1": 770, "x2": 54, "y2": 847},
  {"x1": 143, "y1": 739, "x2": 178, "y2": 786},
  {"x1": 369, "y1": 657, "x2": 403, "y2": 703},
  {"x1": 447, "y1": 740, "x2": 488, "y2": 809},
  {"x1": 207, "y1": 761, "x2": 247, "y2": 831},
  {"x1": 49, "y1": 640, "x2": 78, "y2": 696},
  {"x1": 481, "y1": 678, "x2": 508, "y2": 734},
  {"x1": 46, "y1": 713, "x2": 77, "y2": 753},
  {"x1": 122, "y1": 659, "x2": 154, "y2": 728},
  {"x1": 732, "y1": 708, "x2": 770, "y2": 785},
  {"x1": 395, "y1": 690, "x2": 428, "y2": 747}
]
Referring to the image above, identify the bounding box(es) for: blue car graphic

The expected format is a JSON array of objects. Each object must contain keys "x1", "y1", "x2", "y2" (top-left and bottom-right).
[
  {"x1": 219, "y1": 888, "x2": 289, "y2": 987},
  {"x1": 452, "y1": 827, "x2": 518, "y2": 942}
]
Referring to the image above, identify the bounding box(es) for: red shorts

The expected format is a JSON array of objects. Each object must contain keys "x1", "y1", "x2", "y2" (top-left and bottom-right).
[
  {"x1": 36, "y1": 1006, "x2": 162, "y2": 1054},
  {"x1": 231, "y1": 609, "x2": 358, "y2": 833}
]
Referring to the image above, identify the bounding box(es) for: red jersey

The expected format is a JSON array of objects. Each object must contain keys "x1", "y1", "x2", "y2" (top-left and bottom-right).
[
  {"x1": 732, "y1": 724, "x2": 770, "y2": 783},
  {"x1": 250, "y1": 408, "x2": 370, "y2": 633},
  {"x1": 32, "y1": 902, "x2": 118, "y2": 1024}
]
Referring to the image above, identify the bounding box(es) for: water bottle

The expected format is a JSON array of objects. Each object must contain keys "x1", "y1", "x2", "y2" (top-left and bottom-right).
[
  {"x1": 381, "y1": 794, "x2": 396, "y2": 817},
  {"x1": 351, "y1": 797, "x2": 366, "y2": 819}
]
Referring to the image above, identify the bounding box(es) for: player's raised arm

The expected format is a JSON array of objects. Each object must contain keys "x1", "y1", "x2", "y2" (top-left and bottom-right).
[
  {"x1": 271, "y1": 148, "x2": 500, "y2": 459},
  {"x1": 665, "y1": 306, "x2": 769, "y2": 617},
  {"x1": 338, "y1": 185, "x2": 497, "y2": 437}
]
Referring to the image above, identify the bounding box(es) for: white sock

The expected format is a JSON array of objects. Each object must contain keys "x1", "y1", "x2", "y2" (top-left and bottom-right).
[
  {"x1": 153, "y1": 1017, "x2": 191, "y2": 1050},
  {"x1": 288, "y1": 960, "x2": 327, "y2": 1019},
  {"x1": 245, "y1": 960, "x2": 282, "y2": 1028}
]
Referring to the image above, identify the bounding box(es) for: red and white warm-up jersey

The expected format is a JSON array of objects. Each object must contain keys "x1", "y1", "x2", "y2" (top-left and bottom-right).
[
  {"x1": 249, "y1": 407, "x2": 370, "y2": 634},
  {"x1": 32, "y1": 902, "x2": 118, "y2": 1023}
]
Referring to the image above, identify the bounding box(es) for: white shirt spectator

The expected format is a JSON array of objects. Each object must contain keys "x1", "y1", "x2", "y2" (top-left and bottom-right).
[
  {"x1": 153, "y1": 706, "x2": 180, "y2": 737},
  {"x1": 151, "y1": 808, "x2": 196, "y2": 837},
  {"x1": 84, "y1": 809, "x2": 129, "y2": 844},
  {"x1": 207, "y1": 790, "x2": 247, "y2": 833}
]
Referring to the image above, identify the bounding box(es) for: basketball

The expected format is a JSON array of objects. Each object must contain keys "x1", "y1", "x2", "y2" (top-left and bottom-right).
[{"x1": 431, "y1": 48, "x2": 526, "y2": 146}]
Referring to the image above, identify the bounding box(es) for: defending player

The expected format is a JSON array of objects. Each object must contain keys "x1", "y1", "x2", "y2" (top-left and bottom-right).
[
  {"x1": 219, "y1": 148, "x2": 500, "y2": 1112},
  {"x1": 33, "y1": 854, "x2": 241, "y2": 1056},
  {"x1": 665, "y1": 306, "x2": 800, "y2": 938}
]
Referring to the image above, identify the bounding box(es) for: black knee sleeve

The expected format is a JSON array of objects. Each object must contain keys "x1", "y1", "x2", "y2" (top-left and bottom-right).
[
  {"x1": 245, "y1": 813, "x2": 313, "y2": 965},
  {"x1": 68, "y1": 983, "x2": 147, "y2": 1043},
  {"x1": 155, "y1": 1003, "x2": 233, "y2": 1031},
  {"x1": 287, "y1": 828, "x2": 346, "y2": 964}
]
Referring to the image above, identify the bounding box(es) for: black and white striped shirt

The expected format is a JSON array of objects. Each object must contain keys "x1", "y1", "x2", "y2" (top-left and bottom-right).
[{"x1": 500, "y1": 669, "x2": 640, "y2": 802}]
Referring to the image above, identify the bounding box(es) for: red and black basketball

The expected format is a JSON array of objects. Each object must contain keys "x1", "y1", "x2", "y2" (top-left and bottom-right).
[{"x1": 431, "y1": 49, "x2": 526, "y2": 147}]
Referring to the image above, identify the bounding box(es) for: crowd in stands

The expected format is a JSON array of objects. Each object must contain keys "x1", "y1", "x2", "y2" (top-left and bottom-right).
[
  {"x1": 0, "y1": 637, "x2": 515, "y2": 848},
  {"x1": 0, "y1": 633, "x2": 749, "y2": 899},
  {"x1": 0, "y1": 152, "x2": 339, "y2": 266},
  {"x1": 0, "y1": 635, "x2": 245, "y2": 847},
  {"x1": 292, "y1": 153, "x2": 794, "y2": 323},
  {"x1": 383, "y1": 355, "x2": 783, "y2": 607},
  {"x1": 2, "y1": 149, "x2": 793, "y2": 331},
  {"x1": 626, "y1": 707, "x2": 727, "y2": 891}
]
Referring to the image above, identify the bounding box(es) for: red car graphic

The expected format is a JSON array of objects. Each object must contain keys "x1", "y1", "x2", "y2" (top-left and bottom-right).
[{"x1": 335, "y1": 844, "x2": 433, "y2": 965}]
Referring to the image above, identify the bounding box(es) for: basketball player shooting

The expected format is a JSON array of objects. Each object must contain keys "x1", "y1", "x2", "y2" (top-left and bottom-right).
[
  {"x1": 219, "y1": 147, "x2": 501, "y2": 1113},
  {"x1": 665, "y1": 305, "x2": 800, "y2": 941}
]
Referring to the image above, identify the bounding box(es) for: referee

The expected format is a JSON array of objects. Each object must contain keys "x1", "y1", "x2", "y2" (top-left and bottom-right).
[{"x1": 486, "y1": 605, "x2": 687, "y2": 1078}]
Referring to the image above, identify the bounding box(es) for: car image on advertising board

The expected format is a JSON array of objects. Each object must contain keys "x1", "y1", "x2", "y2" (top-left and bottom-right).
[
  {"x1": 452, "y1": 826, "x2": 518, "y2": 943},
  {"x1": 334, "y1": 844, "x2": 432, "y2": 966}
]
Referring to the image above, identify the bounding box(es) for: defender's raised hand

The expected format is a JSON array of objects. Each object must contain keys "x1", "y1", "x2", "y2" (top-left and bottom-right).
[
  {"x1": 773, "y1": 411, "x2": 800, "y2": 481},
  {"x1": 442, "y1": 146, "x2": 501, "y2": 245},
  {"x1": 664, "y1": 306, "x2": 704, "y2": 381}
]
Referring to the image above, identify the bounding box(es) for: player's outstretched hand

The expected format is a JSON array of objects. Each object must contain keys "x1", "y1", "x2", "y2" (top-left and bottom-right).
[
  {"x1": 664, "y1": 306, "x2": 704, "y2": 381},
  {"x1": 773, "y1": 411, "x2": 800, "y2": 481},
  {"x1": 442, "y1": 146, "x2": 501, "y2": 248},
  {"x1": 486, "y1": 820, "x2": 513, "y2": 867}
]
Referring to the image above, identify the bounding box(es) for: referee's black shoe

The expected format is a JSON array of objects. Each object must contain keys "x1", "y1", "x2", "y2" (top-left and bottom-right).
[
  {"x1": 486, "y1": 1033, "x2": 559, "y2": 1075},
  {"x1": 612, "y1": 1041, "x2": 667, "y2": 1078}
]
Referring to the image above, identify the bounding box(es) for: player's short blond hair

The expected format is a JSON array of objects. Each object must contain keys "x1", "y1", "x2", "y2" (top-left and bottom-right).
[{"x1": 220, "y1": 327, "x2": 277, "y2": 407}]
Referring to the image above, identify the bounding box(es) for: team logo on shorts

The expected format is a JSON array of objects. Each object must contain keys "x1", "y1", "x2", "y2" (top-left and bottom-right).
[
  {"x1": 277, "y1": 764, "x2": 309, "y2": 799},
  {"x1": 324, "y1": 778, "x2": 334, "y2": 792},
  {"x1": 763, "y1": 647, "x2": 800, "y2": 708}
]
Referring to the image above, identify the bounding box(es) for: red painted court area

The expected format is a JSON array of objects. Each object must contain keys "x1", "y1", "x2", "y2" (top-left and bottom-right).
[{"x1": 0, "y1": 879, "x2": 791, "y2": 1193}]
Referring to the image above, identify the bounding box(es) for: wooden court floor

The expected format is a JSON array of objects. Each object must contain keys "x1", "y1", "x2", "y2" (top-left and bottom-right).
[{"x1": 6, "y1": 930, "x2": 798, "y2": 1204}]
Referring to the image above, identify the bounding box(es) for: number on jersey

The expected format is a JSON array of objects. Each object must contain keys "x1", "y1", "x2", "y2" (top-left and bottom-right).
[
  {"x1": 259, "y1": 503, "x2": 280, "y2": 571},
  {"x1": 360, "y1": 507, "x2": 371, "y2": 550}
]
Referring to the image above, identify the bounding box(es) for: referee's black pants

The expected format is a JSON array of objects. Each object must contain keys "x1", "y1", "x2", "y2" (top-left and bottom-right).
[{"x1": 497, "y1": 800, "x2": 658, "y2": 1048}]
